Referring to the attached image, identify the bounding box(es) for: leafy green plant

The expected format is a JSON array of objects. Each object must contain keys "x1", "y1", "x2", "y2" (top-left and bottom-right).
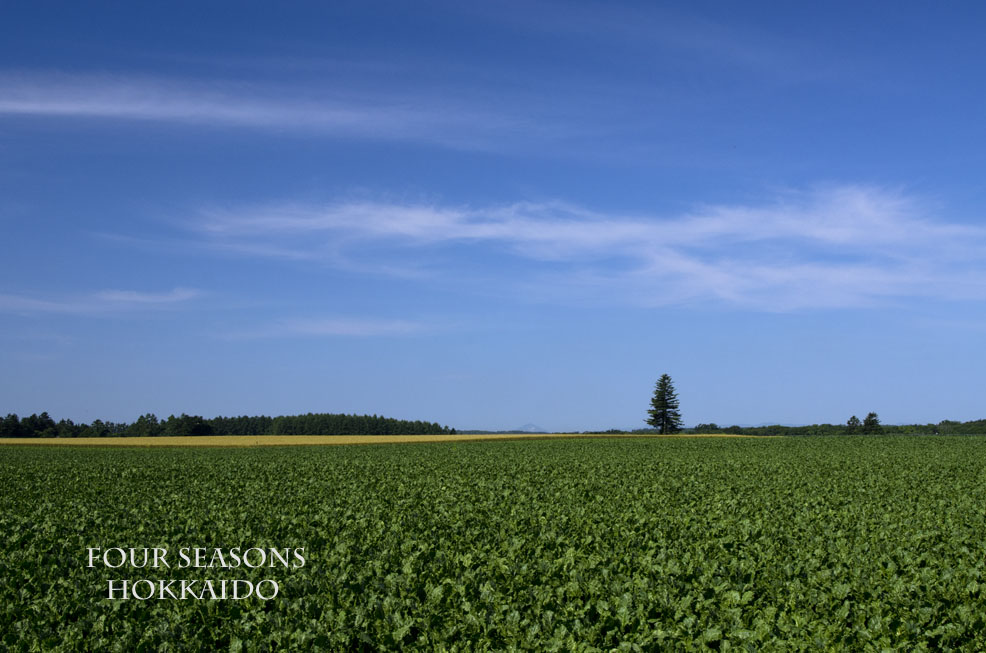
[{"x1": 1, "y1": 437, "x2": 985, "y2": 650}]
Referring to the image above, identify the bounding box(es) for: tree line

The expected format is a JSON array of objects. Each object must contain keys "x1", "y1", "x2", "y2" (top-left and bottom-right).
[
  {"x1": 688, "y1": 417, "x2": 986, "y2": 436},
  {"x1": 0, "y1": 412, "x2": 456, "y2": 438},
  {"x1": 597, "y1": 417, "x2": 986, "y2": 437},
  {"x1": 640, "y1": 373, "x2": 986, "y2": 437}
]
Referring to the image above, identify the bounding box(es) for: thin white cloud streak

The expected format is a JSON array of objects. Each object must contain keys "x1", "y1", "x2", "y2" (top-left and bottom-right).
[
  {"x1": 92, "y1": 288, "x2": 200, "y2": 304},
  {"x1": 192, "y1": 186, "x2": 986, "y2": 311},
  {"x1": 0, "y1": 288, "x2": 201, "y2": 315},
  {"x1": 464, "y1": 0, "x2": 862, "y2": 87},
  {"x1": 486, "y1": 2, "x2": 789, "y2": 76},
  {"x1": 0, "y1": 70, "x2": 701, "y2": 160},
  {"x1": 200, "y1": 187, "x2": 966, "y2": 252},
  {"x1": 0, "y1": 72, "x2": 527, "y2": 150},
  {"x1": 0, "y1": 78, "x2": 370, "y2": 127},
  {"x1": 229, "y1": 317, "x2": 431, "y2": 340}
]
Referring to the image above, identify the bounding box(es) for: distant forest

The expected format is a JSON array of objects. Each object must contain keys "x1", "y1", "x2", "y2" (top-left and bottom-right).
[
  {"x1": 590, "y1": 418, "x2": 986, "y2": 437},
  {"x1": 4, "y1": 411, "x2": 986, "y2": 438},
  {"x1": 0, "y1": 412, "x2": 456, "y2": 438},
  {"x1": 686, "y1": 419, "x2": 986, "y2": 436}
]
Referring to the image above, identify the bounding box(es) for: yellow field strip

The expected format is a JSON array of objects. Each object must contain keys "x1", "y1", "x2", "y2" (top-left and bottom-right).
[{"x1": 0, "y1": 433, "x2": 768, "y2": 447}]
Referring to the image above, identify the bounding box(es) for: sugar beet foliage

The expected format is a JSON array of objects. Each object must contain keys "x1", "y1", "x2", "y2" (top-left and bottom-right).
[{"x1": 1, "y1": 437, "x2": 985, "y2": 649}]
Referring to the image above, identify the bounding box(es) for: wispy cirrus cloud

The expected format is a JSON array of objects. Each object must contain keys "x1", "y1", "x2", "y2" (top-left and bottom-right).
[
  {"x1": 0, "y1": 287, "x2": 202, "y2": 315},
  {"x1": 0, "y1": 71, "x2": 534, "y2": 151},
  {"x1": 228, "y1": 317, "x2": 432, "y2": 340},
  {"x1": 476, "y1": 1, "x2": 827, "y2": 82},
  {"x1": 187, "y1": 186, "x2": 986, "y2": 311},
  {"x1": 0, "y1": 68, "x2": 731, "y2": 160}
]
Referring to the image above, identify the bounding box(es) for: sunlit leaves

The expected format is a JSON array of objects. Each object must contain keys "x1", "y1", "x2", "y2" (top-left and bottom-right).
[{"x1": 1, "y1": 437, "x2": 985, "y2": 649}]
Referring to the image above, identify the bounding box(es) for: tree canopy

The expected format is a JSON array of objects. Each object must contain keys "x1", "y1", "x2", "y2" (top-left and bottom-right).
[
  {"x1": 0, "y1": 412, "x2": 454, "y2": 437},
  {"x1": 647, "y1": 374, "x2": 682, "y2": 434},
  {"x1": 861, "y1": 412, "x2": 883, "y2": 435}
]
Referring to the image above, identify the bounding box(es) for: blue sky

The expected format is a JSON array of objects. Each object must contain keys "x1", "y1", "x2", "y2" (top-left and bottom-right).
[{"x1": 2, "y1": 1, "x2": 986, "y2": 430}]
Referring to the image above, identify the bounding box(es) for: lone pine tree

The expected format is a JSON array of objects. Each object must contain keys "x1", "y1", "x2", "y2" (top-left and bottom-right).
[{"x1": 647, "y1": 374, "x2": 682, "y2": 434}]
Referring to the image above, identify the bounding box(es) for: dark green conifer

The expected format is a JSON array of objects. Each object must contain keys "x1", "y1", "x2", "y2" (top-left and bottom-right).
[{"x1": 647, "y1": 374, "x2": 682, "y2": 434}]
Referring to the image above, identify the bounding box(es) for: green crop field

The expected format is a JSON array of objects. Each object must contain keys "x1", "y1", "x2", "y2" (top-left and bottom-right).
[{"x1": 2, "y1": 437, "x2": 985, "y2": 650}]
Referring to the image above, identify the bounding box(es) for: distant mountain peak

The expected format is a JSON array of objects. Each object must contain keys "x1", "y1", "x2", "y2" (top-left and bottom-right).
[{"x1": 514, "y1": 423, "x2": 545, "y2": 433}]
